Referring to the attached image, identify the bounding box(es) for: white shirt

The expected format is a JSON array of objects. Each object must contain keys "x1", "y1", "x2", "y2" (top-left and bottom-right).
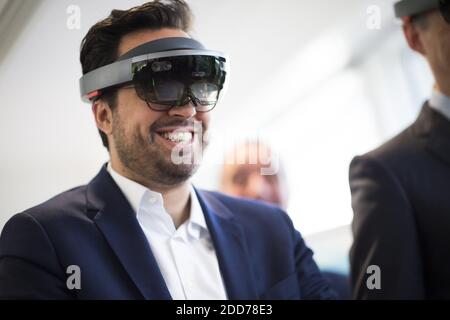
[
  {"x1": 429, "y1": 89, "x2": 450, "y2": 121},
  {"x1": 107, "y1": 164, "x2": 228, "y2": 300}
]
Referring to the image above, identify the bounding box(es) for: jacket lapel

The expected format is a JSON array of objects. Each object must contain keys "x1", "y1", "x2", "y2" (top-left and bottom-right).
[
  {"x1": 195, "y1": 189, "x2": 259, "y2": 300},
  {"x1": 414, "y1": 103, "x2": 450, "y2": 167},
  {"x1": 86, "y1": 165, "x2": 171, "y2": 300}
]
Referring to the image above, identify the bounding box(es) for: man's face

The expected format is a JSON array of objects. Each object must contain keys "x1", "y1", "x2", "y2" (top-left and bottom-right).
[
  {"x1": 108, "y1": 29, "x2": 211, "y2": 188},
  {"x1": 227, "y1": 164, "x2": 286, "y2": 207},
  {"x1": 416, "y1": 11, "x2": 450, "y2": 82}
]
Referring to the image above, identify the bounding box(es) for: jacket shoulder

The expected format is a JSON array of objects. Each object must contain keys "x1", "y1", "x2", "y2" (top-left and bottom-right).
[
  {"x1": 352, "y1": 114, "x2": 431, "y2": 178},
  {"x1": 17, "y1": 185, "x2": 89, "y2": 225},
  {"x1": 366, "y1": 125, "x2": 418, "y2": 163}
]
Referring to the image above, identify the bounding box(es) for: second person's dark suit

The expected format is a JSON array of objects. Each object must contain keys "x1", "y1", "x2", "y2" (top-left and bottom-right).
[{"x1": 349, "y1": 103, "x2": 450, "y2": 299}]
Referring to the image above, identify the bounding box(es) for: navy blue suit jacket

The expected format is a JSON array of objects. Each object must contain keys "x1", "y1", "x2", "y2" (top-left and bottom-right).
[{"x1": 0, "y1": 165, "x2": 335, "y2": 300}]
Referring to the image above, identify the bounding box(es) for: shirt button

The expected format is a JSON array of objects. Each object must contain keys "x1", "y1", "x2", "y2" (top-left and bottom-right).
[{"x1": 148, "y1": 197, "x2": 157, "y2": 204}]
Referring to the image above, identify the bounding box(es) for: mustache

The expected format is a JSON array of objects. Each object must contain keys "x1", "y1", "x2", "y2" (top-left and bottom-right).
[{"x1": 150, "y1": 118, "x2": 206, "y2": 132}]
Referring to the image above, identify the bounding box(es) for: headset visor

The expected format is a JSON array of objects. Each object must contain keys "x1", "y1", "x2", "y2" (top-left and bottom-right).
[{"x1": 132, "y1": 54, "x2": 227, "y2": 112}]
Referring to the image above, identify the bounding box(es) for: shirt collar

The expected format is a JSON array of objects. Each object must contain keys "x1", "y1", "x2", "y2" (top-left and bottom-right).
[
  {"x1": 107, "y1": 162, "x2": 148, "y2": 214},
  {"x1": 188, "y1": 187, "x2": 208, "y2": 238},
  {"x1": 106, "y1": 163, "x2": 208, "y2": 239},
  {"x1": 429, "y1": 89, "x2": 450, "y2": 122}
]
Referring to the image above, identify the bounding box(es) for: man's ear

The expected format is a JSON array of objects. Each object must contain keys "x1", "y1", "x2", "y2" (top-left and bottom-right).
[
  {"x1": 92, "y1": 100, "x2": 113, "y2": 136},
  {"x1": 402, "y1": 16, "x2": 427, "y2": 55}
]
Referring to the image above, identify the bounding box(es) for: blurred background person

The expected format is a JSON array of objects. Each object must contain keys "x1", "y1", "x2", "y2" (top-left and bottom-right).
[
  {"x1": 220, "y1": 141, "x2": 351, "y2": 299},
  {"x1": 349, "y1": 0, "x2": 450, "y2": 299},
  {"x1": 220, "y1": 141, "x2": 289, "y2": 210}
]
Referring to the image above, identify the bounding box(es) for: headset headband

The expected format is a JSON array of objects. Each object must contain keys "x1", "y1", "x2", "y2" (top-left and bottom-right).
[
  {"x1": 118, "y1": 37, "x2": 206, "y2": 60},
  {"x1": 79, "y1": 37, "x2": 226, "y2": 102}
]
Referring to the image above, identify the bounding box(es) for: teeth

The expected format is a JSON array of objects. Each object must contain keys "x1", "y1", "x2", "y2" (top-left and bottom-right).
[{"x1": 161, "y1": 131, "x2": 193, "y2": 143}]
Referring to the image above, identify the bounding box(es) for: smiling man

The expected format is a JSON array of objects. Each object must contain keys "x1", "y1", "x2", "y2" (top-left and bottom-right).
[{"x1": 0, "y1": 0, "x2": 335, "y2": 300}]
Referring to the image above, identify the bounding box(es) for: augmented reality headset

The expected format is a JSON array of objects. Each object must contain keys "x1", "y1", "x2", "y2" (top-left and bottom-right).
[
  {"x1": 395, "y1": 0, "x2": 450, "y2": 23},
  {"x1": 79, "y1": 37, "x2": 229, "y2": 112}
]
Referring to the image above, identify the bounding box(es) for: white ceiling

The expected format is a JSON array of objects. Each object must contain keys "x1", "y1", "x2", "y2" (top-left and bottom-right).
[
  {"x1": 0, "y1": 0, "x2": 8, "y2": 12},
  {"x1": 0, "y1": 0, "x2": 44, "y2": 66},
  {"x1": 189, "y1": 0, "x2": 399, "y2": 130}
]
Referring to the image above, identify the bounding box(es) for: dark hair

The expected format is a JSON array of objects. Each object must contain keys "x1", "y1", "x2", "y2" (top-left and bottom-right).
[{"x1": 80, "y1": 0, "x2": 193, "y2": 150}]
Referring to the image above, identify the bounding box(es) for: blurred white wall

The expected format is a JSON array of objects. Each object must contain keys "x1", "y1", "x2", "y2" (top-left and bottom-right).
[{"x1": 0, "y1": 0, "x2": 434, "y2": 272}]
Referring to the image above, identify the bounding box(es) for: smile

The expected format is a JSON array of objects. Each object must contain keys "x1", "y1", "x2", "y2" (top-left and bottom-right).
[
  {"x1": 154, "y1": 127, "x2": 197, "y2": 146},
  {"x1": 161, "y1": 131, "x2": 193, "y2": 143}
]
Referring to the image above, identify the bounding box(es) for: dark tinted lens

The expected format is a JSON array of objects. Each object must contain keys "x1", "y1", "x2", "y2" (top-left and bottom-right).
[
  {"x1": 153, "y1": 79, "x2": 185, "y2": 102},
  {"x1": 441, "y1": 0, "x2": 450, "y2": 23},
  {"x1": 190, "y1": 82, "x2": 220, "y2": 105},
  {"x1": 132, "y1": 62, "x2": 185, "y2": 108},
  {"x1": 132, "y1": 55, "x2": 227, "y2": 110}
]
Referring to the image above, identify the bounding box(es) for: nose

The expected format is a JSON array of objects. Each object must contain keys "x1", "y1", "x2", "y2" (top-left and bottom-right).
[{"x1": 167, "y1": 102, "x2": 197, "y2": 119}]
